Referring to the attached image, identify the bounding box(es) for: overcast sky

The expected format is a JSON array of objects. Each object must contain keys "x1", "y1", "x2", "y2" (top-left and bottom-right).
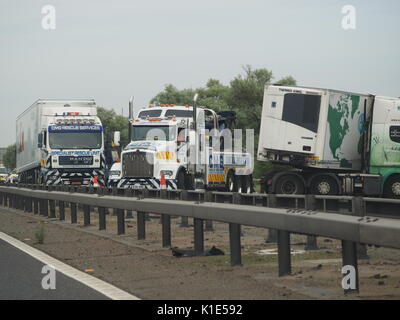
[{"x1": 0, "y1": 0, "x2": 399, "y2": 146}]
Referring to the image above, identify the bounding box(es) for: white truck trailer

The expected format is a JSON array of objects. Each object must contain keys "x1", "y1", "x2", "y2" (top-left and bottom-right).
[
  {"x1": 16, "y1": 100, "x2": 106, "y2": 186},
  {"x1": 257, "y1": 85, "x2": 400, "y2": 197},
  {"x1": 117, "y1": 102, "x2": 253, "y2": 191}
]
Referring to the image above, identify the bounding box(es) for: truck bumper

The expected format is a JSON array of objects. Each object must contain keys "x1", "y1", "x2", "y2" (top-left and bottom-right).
[
  {"x1": 45, "y1": 169, "x2": 105, "y2": 186},
  {"x1": 117, "y1": 178, "x2": 177, "y2": 190}
]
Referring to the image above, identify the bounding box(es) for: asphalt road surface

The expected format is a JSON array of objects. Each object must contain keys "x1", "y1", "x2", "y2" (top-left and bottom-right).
[{"x1": 0, "y1": 239, "x2": 109, "y2": 300}]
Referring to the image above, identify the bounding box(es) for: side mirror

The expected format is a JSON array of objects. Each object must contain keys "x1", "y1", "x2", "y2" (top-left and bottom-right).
[
  {"x1": 113, "y1": 131, "x2": 121, "y2": 147},
  {"x1": 37, "y1": 133, "x2": 43, "y2": 148}
]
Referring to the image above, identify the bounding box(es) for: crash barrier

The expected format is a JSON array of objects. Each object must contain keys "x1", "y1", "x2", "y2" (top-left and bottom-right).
[{"x1": 1, "y1": 183, "x2": 400, "y2": 294}]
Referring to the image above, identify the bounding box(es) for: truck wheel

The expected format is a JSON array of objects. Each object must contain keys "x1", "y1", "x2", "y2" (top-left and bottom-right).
[
  {"x1": 177, "y1": 170, "x2": 186, "y2": 190},
  {"x1": 185, "y1": 173, "x2": 195, "y2": 190},
  {"x1": 383, "y1": 176, "x2": 400, "y2": 199},
  {"x1": 240, "y1": 175, "x2": 253, "y2": 194},
  {"x1": 226, "y1": 171, "x2": 237, "y2": 192},
  {"x1": 275, "y1": 175, "x2": 304, "y2": 195},
  {"x1": 310, "y1": 175, "x2": 339, "y2": 195}
]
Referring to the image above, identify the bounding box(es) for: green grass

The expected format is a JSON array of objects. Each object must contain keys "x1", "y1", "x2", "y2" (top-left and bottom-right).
[{"x1": 34, "y1": 222, "x2": 46, "y2": 244}]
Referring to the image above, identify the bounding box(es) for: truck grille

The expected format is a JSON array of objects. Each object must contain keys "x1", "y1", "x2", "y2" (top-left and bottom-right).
[
  {"x1": 122, "y1": 151, "x2": 154, "y2": 178},
  {"x1": 59, "y1": 156, "x2": 93, "y2": 166}
]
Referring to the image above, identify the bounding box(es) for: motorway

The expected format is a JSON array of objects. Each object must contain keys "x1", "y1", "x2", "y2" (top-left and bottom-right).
[{"x1": 0, "y1": 238, "x2": 110, "y2": 300}]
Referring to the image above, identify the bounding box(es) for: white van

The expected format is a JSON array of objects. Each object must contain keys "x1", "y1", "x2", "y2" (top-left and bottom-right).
[{"x1": 108, "y1": 162, "x2": 121, "y2": 187}]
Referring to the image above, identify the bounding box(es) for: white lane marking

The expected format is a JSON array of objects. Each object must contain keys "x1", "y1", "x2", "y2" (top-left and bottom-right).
[{"x1": 0, "y1": 231, "x2": 140, "y2": 300}]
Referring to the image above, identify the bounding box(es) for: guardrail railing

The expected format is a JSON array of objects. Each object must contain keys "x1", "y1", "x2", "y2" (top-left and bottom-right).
[{"x1": 1, "y1": 183, "x2": 400, "y2": 294}]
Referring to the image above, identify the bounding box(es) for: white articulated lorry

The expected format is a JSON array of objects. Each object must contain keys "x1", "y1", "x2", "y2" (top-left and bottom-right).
[
  {"x1": 257, "y1": 84, "x2": 400, "y2": 198},
  {"x1": 16, "y1": 100, "x2": 106, "y2": 186},
  {"x1": 117, "y1": 100, "x2": 253, "y2": 191}
]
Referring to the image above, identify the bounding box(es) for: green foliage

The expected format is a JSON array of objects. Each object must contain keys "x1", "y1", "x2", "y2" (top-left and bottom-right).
[
  {"x1": 150, "y1": 65, "x2": 297, "y2": 178},
  {"x1": 3, "y1": 144, "x2": 16, "y2": 170},
  {"x1": 151, "y1": 84, "x2": 195, "y2": 106},
  {"x1": 275, "y1": 76, "x2": 297, "y2": 86},
  {"x1": 35, "y1": 222, "x2": 46, "y2": 244},
  {"x1": 97, "y1": 107, "x2": 129, "y2": 147}
]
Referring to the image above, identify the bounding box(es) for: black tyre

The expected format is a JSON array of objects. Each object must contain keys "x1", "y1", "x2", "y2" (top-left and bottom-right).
[
  {"x1": 310, "y1": 175, "x2": 339, "y2": 195},
  {"x1": 176, "y1": 170, "x2": 186, "y2": 190},
  {"x1": 185, "y1": 173, "x2": 195, "y2": 190},
  {"x1": 383, "y1": 175, "x2": 400, "y2": 199},
  {"x1": 240, "y1": 175, "x2": 253, "y2": 194},
  {"x1": 225, "y1": 171, "x2": 238, "y2": 192},
  {"x1": 275, "y1": 174, "x2": 305, "y2": 195}
]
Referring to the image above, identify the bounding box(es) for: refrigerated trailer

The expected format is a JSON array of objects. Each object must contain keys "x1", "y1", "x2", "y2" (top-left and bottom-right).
[
  {"x1": 257, "y1": 85, "x2": 400, "y2": 198},
  {"x1": 16, "y1": 100, "x2": 106, "y2": 186}
]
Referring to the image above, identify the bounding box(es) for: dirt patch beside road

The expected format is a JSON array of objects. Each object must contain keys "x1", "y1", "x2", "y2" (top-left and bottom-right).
[{"x1": 0, "y1": 206, "x2": 399, "y2": 299}]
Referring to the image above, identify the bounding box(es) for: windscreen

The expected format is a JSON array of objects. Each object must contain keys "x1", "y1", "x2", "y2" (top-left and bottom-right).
[
  {"x1": 138, "y1": 110, "x2": 162, "y2": 118},
  {"x1": 165, "y1": 110, "x2": 193, "y2": 118},
  {"x1": 132, "y1": 126, "x2": 176, "y2": 141},
  {"x1": 282, "y1": 93, "x2": 321, "y2": 133},
  {"x1": 48, "y1": 125, "x2": 103, "y2": 149}
]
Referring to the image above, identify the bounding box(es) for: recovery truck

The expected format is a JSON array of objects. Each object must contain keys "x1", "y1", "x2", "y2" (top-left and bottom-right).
[
  {"x1": 257, "y1": 85, "x2": 400, "y2": 198},
  {"x1": 16, "y1": 100, "x2": 106, "y2": 186},
  {"x1": 117, "y1": 99, "x2": 253, "y2": 191}
]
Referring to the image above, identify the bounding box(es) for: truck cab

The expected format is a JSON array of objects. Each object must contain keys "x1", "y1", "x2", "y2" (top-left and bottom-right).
[
  {"x1": 17, "y1": 100, "x2": 106, "y2": 186},
  {"x1": 118, "y1": 104, "x2": 253, "y2": 191}
]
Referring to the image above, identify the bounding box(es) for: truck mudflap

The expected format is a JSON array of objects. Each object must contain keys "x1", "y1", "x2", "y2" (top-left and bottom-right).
[
  {"x1": 44, "y1": 169, "x2": 105, "y2": 186},
  {"x1": 117, "y1": 178, "x2": 177, "y2": 190}
]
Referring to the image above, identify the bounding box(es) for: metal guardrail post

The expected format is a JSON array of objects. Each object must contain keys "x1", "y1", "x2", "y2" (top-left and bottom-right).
[
  {"x1": 266, "y1": 194, "x2": 278, "y2": 243},
  {"x1": 229, "y1": 193, "x2": 242, "y2": 266},
  {"x1": 160, "y1": 190, "x2": 171, "y2": 247},
  {"x1": 59, "y1": 200, "x2": 65, "y2": 220},
  {"x1": 42, "y1": 199, "x2": 49, "y2": 217},
  {"x1": 83, "y1": 204, "x2": 91, "y2": 226},
  {"x1": 98, "y1": 207, "x2": 106, "y2": 230},
  {"x1": 161, "y1": 214, "x2": 171, "y2": 248},
  {"x1": 352, "y1": 197, "x2": 369, "y2": 260},
  {"x1": 10, "y1": 193, "x2": 14, "y2": 209},
  {"x1": 22, "y1": 195, "x2": 27, "y2": 212},
  {"x1": 137, "y1": 212, "x2": 146, "y2": 240},
  {"x1": 33, "y1": 198, "x2": 39, "y2": 214},
  {"x1": 97, "y1": 187, "x2": 107, "y2": 230},
  {"x1": 125, "y1": 188, "x2": 134, "y2": 219},
  {"x1": 180, "y1": 190, "x2": 189, "y2": 227},
  {"x1": 70, "y1": 203, "x2": 77, "y2": 224},
  {"x1": 49, "y1": 200, "x2": 56, "y2": 218},
  {"x1": 11, "y1": 193, "x2": 15, "y2": 209},
  {"x1": 204, "y1": 191, "x2": 214, "y2": 232},
  {"x1": 278, "y1": 230, "x2": 291, "y2": 276},
  {"x1": 341, "y1": 240, "x2": 359, "y2": 294},
  {"x1": 27, "y1": 196, "x2": 33, "y2": 213},
  {"x1": 12, "y1": 192, "x2": 16, "y2": 209},
  {"x1": 229, "y1": 223, "x2": 242, "y2": 266},
  {"x1": 116, "y1": 209, "x2": 125, "y2": 235},
  {"x1": 305, "y1": 194, "x2": 319, "y2": 251},
  {"x1": 194, "y1": 218, "x2": 204, "y2": 256}
]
